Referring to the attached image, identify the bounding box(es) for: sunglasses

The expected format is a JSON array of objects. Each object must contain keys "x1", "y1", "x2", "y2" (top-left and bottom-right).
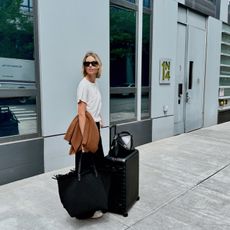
[{"x1": 83, "y1": 61, "x2": 99, "y2": 67}]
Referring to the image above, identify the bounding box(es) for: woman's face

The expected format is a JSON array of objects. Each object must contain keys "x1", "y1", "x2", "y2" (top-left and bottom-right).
[{"x1": 84, "y1": 55, "x2": 99, "y2": 77}]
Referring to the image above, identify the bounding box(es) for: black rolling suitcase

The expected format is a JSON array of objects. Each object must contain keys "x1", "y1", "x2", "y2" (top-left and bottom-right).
[{"x1": 105, "y1": 126, "x2": 140, "y2": 217}]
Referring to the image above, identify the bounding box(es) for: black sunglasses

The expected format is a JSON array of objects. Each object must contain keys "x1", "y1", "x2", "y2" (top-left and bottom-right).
[{"x1": 83, "y1": 61, "x2": 99, "y2": 67}]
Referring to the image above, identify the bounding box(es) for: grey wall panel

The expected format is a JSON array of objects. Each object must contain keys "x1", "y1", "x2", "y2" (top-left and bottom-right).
[
  {"x1": 218, "y1": 110, "x2": 230, "y2": 124},
  {"x1": 115, "y1": 120, "x2": 152, "y2": 147},
  {"x1": 151, "y1": 0, "x2": 177, "y2": 139},
  {"x1": 0, "y1": 138, "x2": 44, "y2": 185}
]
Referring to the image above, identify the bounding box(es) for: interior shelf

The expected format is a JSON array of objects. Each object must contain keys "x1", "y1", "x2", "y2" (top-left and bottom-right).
[
  {"x1": 222, "y1": 41, "x2": 230, "y2": 46},
  {"x1": 218, "y1": 23, "x2": 230, "y2": 118},
  {"x1": 219, "y1": 96, "x2": 230, "y2": 99},
  {"x1": 220, "y1": 75, "x2": 230, "y2": 78},
  {"x1": 218, "y1": 105, "x2": 230, "y2": 111},
  {"x1": 221, "y1": 52, "x2": 230, "y2": 57}
]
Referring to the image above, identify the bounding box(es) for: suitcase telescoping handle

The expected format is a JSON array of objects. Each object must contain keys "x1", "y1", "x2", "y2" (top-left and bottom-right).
[{"x1": 110, "y1": 124, "x2": 117, "y2": 149}]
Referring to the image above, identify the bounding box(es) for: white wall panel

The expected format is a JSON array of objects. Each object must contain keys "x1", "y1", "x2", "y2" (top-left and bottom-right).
[
  {"x1": 151, "y1": 0, "x2": 177, "y2": 140},
  {"x1": 37, "y1": 0, "x2": 109, "y2": 170},
  {"x1": 204, "y1": 17, "x2": 221, "y2": 127},
  {"x1": 37, "y1": 0, "x2": 109, "y2": 137}
]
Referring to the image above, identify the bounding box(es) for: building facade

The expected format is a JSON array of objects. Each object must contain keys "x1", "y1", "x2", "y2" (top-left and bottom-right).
[{"x1": 0, "y1": 0, "x2": 229, "y2": 184}]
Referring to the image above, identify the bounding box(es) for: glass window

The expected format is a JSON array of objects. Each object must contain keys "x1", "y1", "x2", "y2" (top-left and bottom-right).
[
  {"x1": 141, "y1": 13, "x2": 151, "y2": 119},
  {"x1": 110, "y1": 6, "x2": 136, "y2": 123},
  {"x1": 220, "y1": 77, "x2": 230, "y2": 86},
  {"x1": 143, "y1": 0, "x2": 151, "y2": 8},
  {"x1": 0, "y1": 0, "x2": 38, "y2": 139},
  {"x1": 21, "y1": 0, "x2": 33, "y2": 12},
  {"x1": 127, "y1": 0, "x2": 135, "y2": 3}
]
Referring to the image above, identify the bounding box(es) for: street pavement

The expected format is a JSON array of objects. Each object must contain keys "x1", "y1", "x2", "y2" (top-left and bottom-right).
[{"x1": 0, "y1": 122, "x2": 230, "y2": 230}]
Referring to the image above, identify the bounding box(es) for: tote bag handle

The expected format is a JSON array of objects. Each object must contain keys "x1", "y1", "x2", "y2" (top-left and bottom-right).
[{"x1": 77, "y1": 152, "x2": 98, "y2": 181}]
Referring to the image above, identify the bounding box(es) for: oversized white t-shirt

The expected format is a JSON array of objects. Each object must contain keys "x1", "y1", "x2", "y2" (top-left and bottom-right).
[{"x1": 77, "y1": 77, "x2": 102, "y2": 122}]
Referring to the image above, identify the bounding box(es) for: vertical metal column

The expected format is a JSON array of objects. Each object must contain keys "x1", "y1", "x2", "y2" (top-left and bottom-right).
[
  {"x1": 136, "y1": 0, "x2": 143, "y2": 121},
  {"x1": 215, "y1": 0, "x2": 221, "y2": 19}
]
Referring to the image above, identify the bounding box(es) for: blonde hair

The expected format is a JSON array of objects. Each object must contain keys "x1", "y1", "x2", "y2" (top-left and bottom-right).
[{"x1": 82, "y1": 52, "x2": 102, "y2": 78}]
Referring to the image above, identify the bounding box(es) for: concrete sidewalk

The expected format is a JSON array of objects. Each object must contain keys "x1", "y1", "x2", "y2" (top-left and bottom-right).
[{"x1": 0, "y1": 122, "x2": 230, "y2": 230}]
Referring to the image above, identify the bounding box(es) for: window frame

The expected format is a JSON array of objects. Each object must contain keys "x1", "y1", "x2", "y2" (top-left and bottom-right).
[
  {"x1": 141, "y1": 10, "x2": 152, "y2": 119},
  {"x1": 110, "y1": 0, "x2": 153, "y2": 124},
  {"x1": 0, "y1": 0, "x2": 41, "y2": 143}
]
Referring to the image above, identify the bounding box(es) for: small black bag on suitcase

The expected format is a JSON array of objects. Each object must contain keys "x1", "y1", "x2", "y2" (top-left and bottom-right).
[
  {"x1": 109, "y1": 125, "x2": 134, "y2": 158},
  {"x1": 105, "y1": 125, "x2": 139, "y2": 217}
]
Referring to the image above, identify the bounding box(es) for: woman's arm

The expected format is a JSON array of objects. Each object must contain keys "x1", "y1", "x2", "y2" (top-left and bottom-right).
[{"x1": 78, "y1": 101, "x2": 87, "y2": 151}]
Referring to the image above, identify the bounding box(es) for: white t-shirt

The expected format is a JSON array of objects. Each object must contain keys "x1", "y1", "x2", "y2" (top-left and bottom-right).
[{"x1": 77, "y1": 77, "x2": 102, "y2": 122}]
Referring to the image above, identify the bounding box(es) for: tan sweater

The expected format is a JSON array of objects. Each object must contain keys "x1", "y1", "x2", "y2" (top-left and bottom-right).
[{"x1": 64, "y1": 111, "x2": 99, "y2": 154}]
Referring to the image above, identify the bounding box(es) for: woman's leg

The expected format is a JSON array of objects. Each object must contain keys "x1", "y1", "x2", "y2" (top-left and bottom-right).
[
  {"x1": 75, "y1": 151, "x2": 93, "y2": 172},
  {"x1": 94, "y1": 122, "x2": 105, "y2": 169},
  {"x1": 75, "y1": 122, "x2": 104, "y2": 171}
]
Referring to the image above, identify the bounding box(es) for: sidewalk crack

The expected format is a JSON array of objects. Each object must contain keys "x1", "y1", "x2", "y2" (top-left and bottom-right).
[
  {"x1": 195, "y1": 162, "x2": 230, "y2": 187},
  {"x1": 128, "y1": 162, "x2": 230, "y2": 229}
]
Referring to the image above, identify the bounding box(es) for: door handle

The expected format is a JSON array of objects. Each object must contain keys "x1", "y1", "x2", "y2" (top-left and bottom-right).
[
  {"x1": 178, "y1": 83, "x2": 183, "y2": 104},
  {"x1": 186, "y1": 92, "x2": 190, "y2": 103},
  {"x1": 178, "y1": 83, "x2": 183, "y2": 97},
  {"x1": 188, "y1": 61, "x2": 193, "y2": 90}
]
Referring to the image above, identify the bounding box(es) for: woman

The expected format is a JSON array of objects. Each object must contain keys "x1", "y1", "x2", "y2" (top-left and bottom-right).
[{"x1": 76, "y1": 51, "x2": 105, "y2": 219}]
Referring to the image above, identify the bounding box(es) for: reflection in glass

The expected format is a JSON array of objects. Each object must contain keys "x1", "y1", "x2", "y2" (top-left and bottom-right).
[
  {"x1": 223, "y1": 23, "x2": 230, "y2": 33},
  {"x1": 0, "y1": 1, "x2": 34, "y2": 59},
  {"x1": 221, "y1": 44, "x2": 230, "y2": 55},
  {"x1": 143, "y1": 0, "x2": 151, "y2": 8},
  {"x1": 141, "y1": 13, "x2": 151, "y2": 118},
  {"x1": 141, "y1": 91, "x2": 150, "y2": 118},
  {"x1": 220, "y1": 66, "x2": 230, "y2": 76},
  {"x1": 110, "y1": 6, "x2": 136, "y2": 123},
  {"x1": 21, "y1": 0, "x2": 33, "y2": 12},
  {"x1": 0, "y1": 0, "x2": 37, "y2": 138},
  {"x1": 220, "y1": 77, "x2": 230, "y2": 86},
  {"x1": 221, "y1": 55, "x2": 230, "y2": 65},
  {"x1": 224, "y1": 88, "x2": 230, "y2": 96},
  {"x1": 222, "y1": 34, "x2": 230, "y2": 44},
  {"x1": 110, "y1": 94, "x2": 136, "y2": 123},
  {"x1": 0, "y1": 97, "x2": 37, "y2": 137}
]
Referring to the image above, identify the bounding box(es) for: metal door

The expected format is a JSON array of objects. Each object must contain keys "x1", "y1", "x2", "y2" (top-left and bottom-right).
[
  {"x1": 174, "y1": 23, "x2": 186, "y2": 135},
  {"x1": 174, "y1": 23, "x2": 206, "y2": 134},
  {"x1": 185, "y1": 25, "x2": 206, "y2": 132}
]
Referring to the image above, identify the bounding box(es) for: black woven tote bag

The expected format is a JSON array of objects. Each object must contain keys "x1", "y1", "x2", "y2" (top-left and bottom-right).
[{"x1": 54, "y1": 154, "x2": 108, "y2": 219}]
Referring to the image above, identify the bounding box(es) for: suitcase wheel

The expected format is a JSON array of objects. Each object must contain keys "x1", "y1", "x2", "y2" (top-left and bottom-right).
[
  {"x1": 123, "y1": 213, "x2": 128, "y2": 217},
  {"x1": 136, "y1": 196, "x2": 140, "y2": 201}
]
